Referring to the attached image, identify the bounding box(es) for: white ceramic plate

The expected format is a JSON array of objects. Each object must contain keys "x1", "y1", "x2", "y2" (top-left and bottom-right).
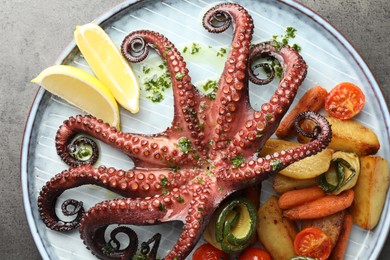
[{"x1": 22, "y1": 0, "x2": 390, "y2": 259}]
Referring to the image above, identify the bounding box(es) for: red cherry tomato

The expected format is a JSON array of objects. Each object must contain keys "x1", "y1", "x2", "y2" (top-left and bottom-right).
[
  {"x1": 325, "y1": 82, "x2": 365, "y2": 120},
  {"x1": 294, "y1": 227, "x2": 332, "y2": 260},
  {"x1": 239, "y1": 247, "x2": 272, "y2": 260},
  {"x1": 192, "y1": 243, "x2": 228, "y2": 260}
]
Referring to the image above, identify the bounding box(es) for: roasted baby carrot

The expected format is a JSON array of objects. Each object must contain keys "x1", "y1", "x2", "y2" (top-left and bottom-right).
[
  {"x1": 283, "y1": 189, "x2": 354, "y2": 220},
  {"x1": 276, "y1": 86, "x2": 328, "y2": 139},
  {"x1": 330, "y1": 214, "x2": 353, "y2": 260},
  {"x1": 278, "y1": 186, "x2": 326, "y2": 210}
]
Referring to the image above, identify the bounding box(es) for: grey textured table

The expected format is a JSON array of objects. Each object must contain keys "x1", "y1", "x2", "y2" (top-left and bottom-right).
[{"x1": 1, "y1": 0, "x2": 388, "y2": 259}]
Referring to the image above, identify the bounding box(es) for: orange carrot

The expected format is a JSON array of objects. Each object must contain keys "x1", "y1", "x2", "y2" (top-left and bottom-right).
[
  {"x1": 276, "y1": 86, "x2": 328, "y2": 139},
  {"x1": 330, "y1": 214, "x2": 353, "y2": 260},
  {"x1": 283, "y1": 189, "x2": 354, "y2": 220},
  {"x1": 278, "y1": 186, "x2": 326, "y2": 210}
]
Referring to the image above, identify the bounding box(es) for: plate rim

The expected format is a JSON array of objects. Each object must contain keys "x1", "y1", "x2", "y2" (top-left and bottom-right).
[{"x1": 20, "y1": 0, "x2": 390, "y2": 259}]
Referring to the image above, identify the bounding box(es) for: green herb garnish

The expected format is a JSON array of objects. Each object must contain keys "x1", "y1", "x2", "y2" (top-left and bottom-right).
[
  {"x1": 190, "y1": 43, "x2": 201, "y2": 54},
  {"x1": 270, "y1": 159, "x2": 283, "y2": 171},
  {"x1": 175, "y1": 72, "x2": 186, "y2": 80},
  {"x1": 142, "y1": 66, "x2": 151, "y2": 74},
  {"x1": 176, "y1": 137, "x2": 193, "y2": 154},
  {"x1": 272, "y1": 26, "x2": 301, "y2": 51},
  {"x1": 216, "y1": 47, "x2": 227, "y2": 57},
  {"x1": 161, "y1": 177, "x2": 168, "y2": 187},
  {"x1": 200, "y1": 79, "x2": 218, "y2": 100},
  {"x1": 143, "y1": 71, "x2": 171, "y2": 103},
  {"x1": 158, "y1": 203, "x2": 166, "y2": 211},
  {"x1": 230, "y1": 155, "x2": 246, "y2": 168}
]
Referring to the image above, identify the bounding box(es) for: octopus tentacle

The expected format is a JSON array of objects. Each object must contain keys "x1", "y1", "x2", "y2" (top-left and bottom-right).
[
  {"x1": 201, "y1": 3, "x2": 254, "y2": 146},
  {"x1": 55, "y1": 115, "x2": 195, "y2": 168},
  {"x1": 220, "y1": 112, "x2": 331, "y2": 184},
  {"x1": 166, "y1": 197, "x2": 214, "y2": 259},
  {"x1": 121, "y1": 31, "x2": 204, "y2": 148},
  {"x1": 38, "y1": 164, "x2": 202, "y2": 231},
  {"x1": 227, "y1": 42, "x2": 307, "y2": 157},
  {"x1": 79, "y1": 191, "x2": 192, "y2": 260},
  {"x1": 91, "y1": 225, "x2": 139, "y2": 259}
]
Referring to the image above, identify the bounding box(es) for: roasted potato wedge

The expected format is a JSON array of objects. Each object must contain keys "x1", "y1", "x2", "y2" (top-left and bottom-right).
[
  {"x1": 261, "y1": 139, "x2": 333, "y2": 179},
  {"x1": 257, "y1": 196, "x2": 298, "y2": 259},
  {"x1": 350, "y1": 156, "x2": 390, "y2": 229},
  {"x1": 298, "y1": 116, "x2": 380, "y2": 156},
  {"x1": 273, "y1": 174, "x2": 318, "y2": 194},
  {"x1": 301, "y1": 210, "x2": 345, "y2": 247}
]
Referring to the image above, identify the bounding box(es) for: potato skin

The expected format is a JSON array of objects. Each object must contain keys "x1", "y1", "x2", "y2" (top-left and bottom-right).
[
  {"x1": 261, "y1": 139, "x2": 333, "y2": 179},
  {"x1": 257, "y1": 196, "x2": 298, "y2": 260},
  {"x1": 298, "y1": 117, "x2": 380, "y2": 156},
  {"x1": 350, "y1": 156, "x2": 390, "y2": 229},
  {"x1": 272, "y1": 174, "x2": 318, "y2": 194}
]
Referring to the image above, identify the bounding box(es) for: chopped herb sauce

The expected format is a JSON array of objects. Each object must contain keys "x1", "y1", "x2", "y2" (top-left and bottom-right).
[
  {"x1": 270, "y1": 159, "x2": 283, "y2": 171},
  {"x1": 175, "y1": 72, "x2": 186, "y2": 80},
  {"x1": 260, "y1": 26, "x2": 302, "y2": 79},
  {"x1": 199, "y1": 80, "x2": 218, "y2": 100},
  {"x1": 191, "y1": 43, "x2": 201, "y2": 54},
  {"x1": 161, "y1": 177, "x2": 168, "y2": 187},
  {"x1": 142, "y1": 65, "x2": 171, "y2": 103},
  {"x1": 158, "y1": 203, "x2": 166, "y2": 211},
  {"x1": 230, "y1": 155, "x2": 246, "y2": 168},
  {"x1": 216, "y1": 47, "x2": 227, "y2": 57},
  {"x1": 176, "y1": 137, "x2": 193, "y2": 154}
]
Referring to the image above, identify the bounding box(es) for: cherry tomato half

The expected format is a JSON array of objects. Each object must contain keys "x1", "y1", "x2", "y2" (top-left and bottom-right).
[
  {"x1": 294, "y1": 227, "x2": 332, "y2": 260},
  {"x1": 325, "y1": 82, "x2": 365, "y2": 120},
  {"x1": 239, "y1": 247, "x2": 272, "y2": 260},
  {"x1": 193, "y1": 243, "x2": 228, "y2": 260}
]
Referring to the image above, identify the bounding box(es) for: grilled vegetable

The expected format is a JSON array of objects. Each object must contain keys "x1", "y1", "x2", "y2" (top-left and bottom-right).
[
  {"x1": 261, "y1": 139, "x2": 333, "y2": 179},
  {"x1": 298, "y1": 116, "x2": 380, "y2": 156},
  {"x1": 293, "y1": 227, "x2": 332, "y2": 260},
  {"x1": 272, "y1": 174, "x2": 318, "y2": 194},
  {"x1": 257, "y1": 196, "x2": 298, "y2": 259},
  {"x1": 319, "y1": 151, "x2": 360, "y2": 194},
  {"x1": 203, "y1": 196, "x2": 257, "y2": 254},
  {"x1": 350, "y1": 156, "x2": 390, "y2": 229}
]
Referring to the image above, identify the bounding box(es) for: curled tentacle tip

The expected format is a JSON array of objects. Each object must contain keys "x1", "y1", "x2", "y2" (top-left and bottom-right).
[
  {"x1": 62, "y1": 199, "x2": 84, "y2": 216},
  {"x1": 294, "y1": 111, "x2": 332, "y2": 143},
  {"x1": 121, "y1": 33, "x2": 149, "y2": 63},
  {"x1": 249, "y1": 62, "x2": 275, "y2": 85},
  {"x1": 202, "y1": 5, "x2": 232, "y2": 33},
  {"x1": 66, "y1": 136, "x2": 99, "y2": 167}
]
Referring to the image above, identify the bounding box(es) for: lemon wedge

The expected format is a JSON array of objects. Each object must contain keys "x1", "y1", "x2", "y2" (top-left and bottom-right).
[
  {"x1": 31, "y1": 65, "x2": 120, "y2": 129},
  {"x1": 74, "y1": 23, "x2": 140, "y2": 113}
]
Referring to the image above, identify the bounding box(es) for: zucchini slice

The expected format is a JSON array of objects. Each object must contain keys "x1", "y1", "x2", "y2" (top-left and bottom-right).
[
  {"x1": 203, "y1": 196, "x2": 257, "y2": 254},
  {"x1": 319, "y1": 151, "x2": 360, "y2": 194}
]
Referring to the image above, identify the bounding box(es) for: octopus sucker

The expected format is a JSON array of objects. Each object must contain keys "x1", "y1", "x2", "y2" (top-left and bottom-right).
[{"x1": 38, "y1": 3, "x2": 332, "y2": 259}]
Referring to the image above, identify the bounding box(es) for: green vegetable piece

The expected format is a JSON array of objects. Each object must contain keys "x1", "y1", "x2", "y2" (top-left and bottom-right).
[
  {"x1": 319, "y1": 151, "x2": 360, "y2": 194},
  {"x1": 213, "y1": 197, "x2": 257, "y2": 253}
]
